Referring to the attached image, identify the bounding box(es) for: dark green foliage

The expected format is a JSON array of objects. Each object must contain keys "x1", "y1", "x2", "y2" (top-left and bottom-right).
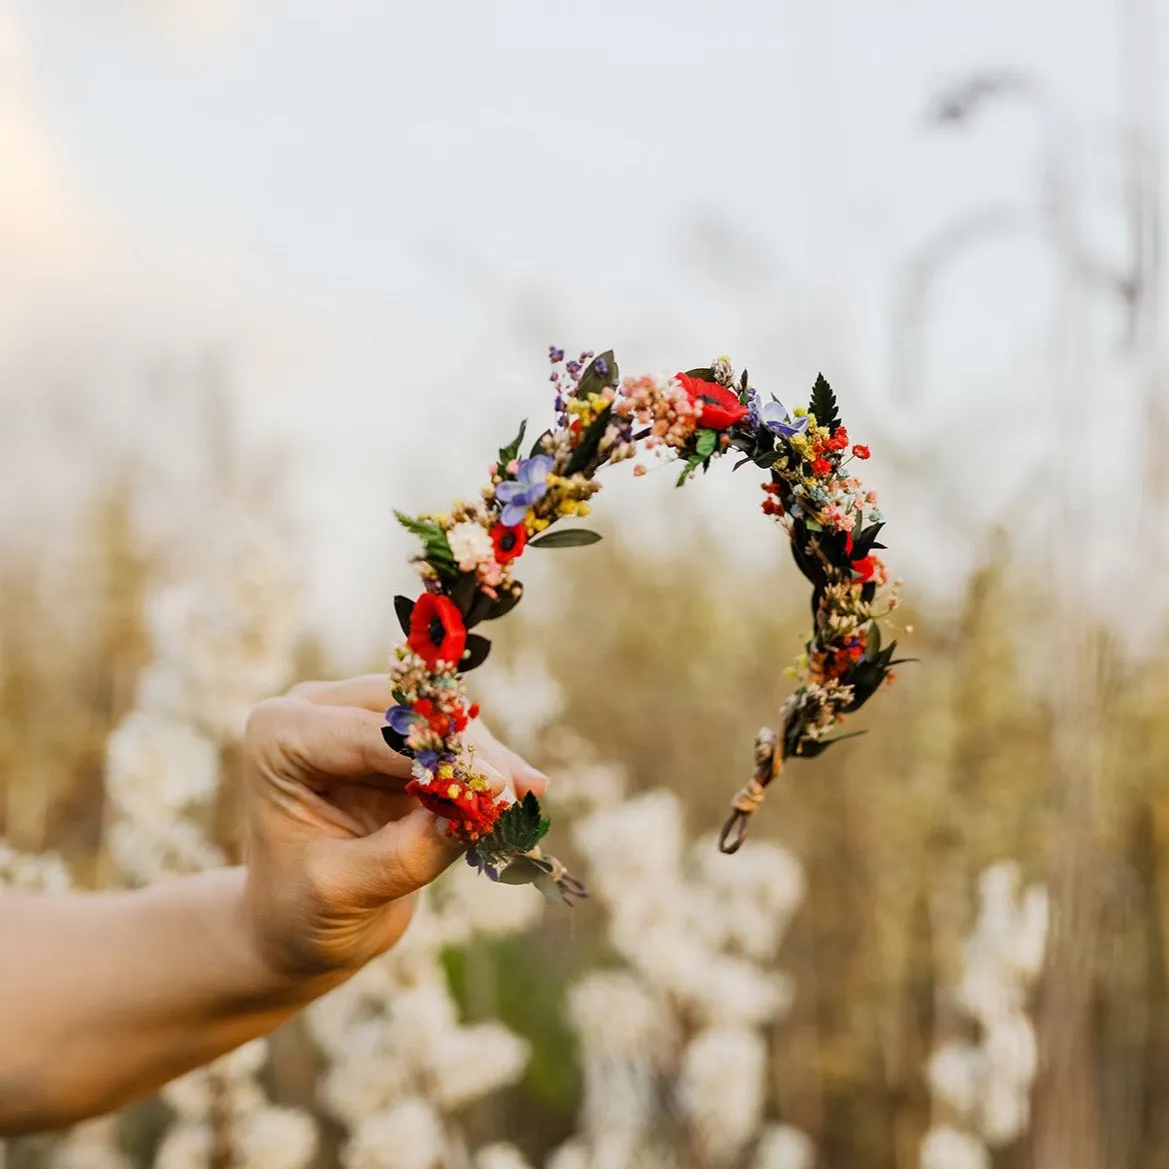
[
  {"x1": 564, "y1": 404, "x2": 613, "y2": 475},
  {"x1": 809, "y1": 373, "x2": 840, "y2": 432},
  {"x1": 573, "y1": 350, "x2": 619, "y2": 400},
  {"x1": 393, "y1": 594, "x2": 415, "y2": 635},
  {"x1": 529, "y1": 529, "x2": 602, "y2": 549}
]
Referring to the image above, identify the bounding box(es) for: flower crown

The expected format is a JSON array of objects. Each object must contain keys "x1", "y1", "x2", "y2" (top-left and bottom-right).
[{"x1": 384, "y1": 349, "x2": 904, "y2": 902}]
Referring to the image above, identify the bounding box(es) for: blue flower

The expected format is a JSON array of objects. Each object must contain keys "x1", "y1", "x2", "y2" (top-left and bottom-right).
[
  {"x1": 466, "y1": 850, "x2": 501, "y2": 880},
  {"x1": 746, "y1": 388, "x2": 762, "y2": 430},
  {"x1": 415, "y1": 749, "x2": 439, "y2": 772},
  {"x1": 385, "y1": 705, "x2": 420, "y2": 735},
  {"x1": 761, "y1": 400, "x2": 809, "y2": 438},
  {"x1": 495, "y1": 454, "x2": 553, "y2": 526}
]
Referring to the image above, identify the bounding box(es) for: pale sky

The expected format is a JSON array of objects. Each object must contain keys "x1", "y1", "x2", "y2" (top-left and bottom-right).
[{"x1": 1, "y1": 0, "x2": 1165, "y2": 664}]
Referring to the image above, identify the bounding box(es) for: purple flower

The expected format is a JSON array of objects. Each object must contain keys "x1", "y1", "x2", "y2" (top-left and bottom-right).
[
  {"x1": 415, "y1": 749, "x2": 439, "y2": 772},
  {"x1": 467, "y1": 851, "x2": 501, "y2": 880},
  {"x1": 761, "y1": 399, "x2": 809, "y2": 438},
  {"x1": 495, "y1": 454, "x2": 553, "y2": 526},
  {"x1": 385, "y1": 705, "x2": 420, "y2": 735},
  {"x1": 746, "y1": 388, "x2": 762, "y2": 430},
  {"x1": 549, "y1": 346, "x2": 565, "y2": 364}
]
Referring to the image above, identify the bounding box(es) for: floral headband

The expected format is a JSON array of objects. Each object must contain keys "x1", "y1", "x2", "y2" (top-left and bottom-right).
[{"x1": 384, "y1": 349, "x2": 905, "y2": 902}]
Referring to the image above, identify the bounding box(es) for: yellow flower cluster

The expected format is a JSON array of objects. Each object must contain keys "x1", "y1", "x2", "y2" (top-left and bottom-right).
[
  {"x1": 564, "y1": 391, "x2": 614, "y2": 432},
  {"x1": 526, "y1": 473, "x2": 599, "y2": 533}
]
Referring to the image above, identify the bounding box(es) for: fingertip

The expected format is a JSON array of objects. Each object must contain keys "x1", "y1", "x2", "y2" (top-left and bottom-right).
[{"x1": 514, "y1": 769, "x2": 549, "y2": 799}]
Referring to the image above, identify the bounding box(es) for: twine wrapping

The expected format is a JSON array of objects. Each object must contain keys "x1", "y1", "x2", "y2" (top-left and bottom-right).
[{"x1": 718, "y1": 727, "x2": 784, "y2": 854}]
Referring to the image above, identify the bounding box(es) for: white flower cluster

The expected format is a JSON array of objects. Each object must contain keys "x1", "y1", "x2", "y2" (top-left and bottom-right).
[
  {"x1": 99, "y1": 501, "x2": 316, "y2": 1168},
  {"x1": 922, "y1": 862, "x2": 1049, "y2": 1167},
  {"x1": 0, "y1": 841, "x2": 71, "y2": 892},
  {"x1": 307, "y1": 864, "x2": 544, "y2": 1169},
  {"x1": 552, "y1": 766, "x2": 812, "y2": 1169},
  {"x1": 156, "y1": 1041, "x2": 317, "y2": 1169}
]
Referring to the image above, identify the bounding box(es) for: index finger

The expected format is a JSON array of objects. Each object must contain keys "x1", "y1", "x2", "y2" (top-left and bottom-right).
[{"x1": 246, "y1": 696, "x2": 413, "y2": 784}]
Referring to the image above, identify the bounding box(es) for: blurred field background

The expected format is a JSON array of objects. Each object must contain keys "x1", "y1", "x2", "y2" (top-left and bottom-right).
[{"x1": 3, "y1": 2, "x2": 1169, "y2": 1168}]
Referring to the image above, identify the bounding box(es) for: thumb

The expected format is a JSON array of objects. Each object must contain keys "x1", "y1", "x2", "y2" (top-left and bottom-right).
[
  {"x1": 350, "y1": 761, "x2": 511, "y2": 901},
  {"x1": 351, "y1": 806, "x2": 465, "y2": 902}
]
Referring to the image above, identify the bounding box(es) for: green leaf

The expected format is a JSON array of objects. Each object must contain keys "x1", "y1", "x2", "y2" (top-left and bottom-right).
[
  {"x1": 851, "y1": 522, "x2": 886, "y2": 559},
  {"x1": 381, "y1": 725, "x2": 407, "y2": 753},
  {"x1": 809, "y1": 373, "x2": 841, "y2": 432},
  {"x1": 476, "y1": 792, "x2": 549, "y2": 860},
  {"x1": 496, "y1": 855, "x2": 554, "y2": 885},
  {"x1": 865, "y1": 621, "x2": 882, "y2": 660},
  {"x1": 684, "y1": 367, "x2": 716, "y2": 381},
  {"x1": 482, "y1": 585, "x2": 524, "y2": 621},
  {"x1": 391, "y1": 688, "x2": 409, "y2": 705},
  {"x1": 676, "y1": 454, "x2": 703, "y2": 486},
  {"x1": 498, "y1": 420, "x2": 528, "y2": 469},
  {"x1": 393, "y1": 595, "x2": 415, "y2": 636},
  {"x1": 461, "y1": 634, "x2": 492, "y2": 672},
  {"x1": 533, "y1": 874, "x2": 570, "y2": 905},
  {"x1": 394, "y1": 511, "x2": 458, "y2": 577},
  {"x1": 794, "y1": 730, "x2": 868, "y2": 758},
  {"x1": 529, "y1": 528, "x2": 602, "y2": 549},
  {"x1": 564, "y1": 403, "x2": 614, "y2": 475},
  {"x1": 529, "y1": 428, "x2": 553, "y2": 459},
  {"x1": 573, "y1": 350, "x2": 619, "y2": 400},
  {"x1": 695, "y1": 428, "x2": 718, "y2": 459},
  {"x1": 449, "y1": 574, "x2": 478, "y2": 616}
]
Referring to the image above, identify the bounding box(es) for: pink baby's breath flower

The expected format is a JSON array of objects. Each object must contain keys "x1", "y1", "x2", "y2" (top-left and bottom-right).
[{"x1": 633, "y1": 464, "x2": 648, "y2": 477}]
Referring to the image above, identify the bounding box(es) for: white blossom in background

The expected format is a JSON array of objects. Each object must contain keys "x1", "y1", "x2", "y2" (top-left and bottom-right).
[
  {"x1": 0, "y1": 841, "x2": 71, "y2": 892},
  {"x1": 473, "y1": 648, "x2": 565, "y2": 754},
  {"x1": 48, "y1": 1119, "x2": 134, "y2": 1169},
  {"x1": 476, "y1": 1143, "x2": 536, "y2": 1169},
  {"x1": 98, "y1": 497, "x2": 316, "y2": 1169},
  {"x1": 307, "y1": 857, "x2": 543, "y2": 1166},
  {"x1": 550, "y1": 767, "x2": 814, "y2": 1169},
  {"x1": 754, "y1": 1124, "x2": 816, "y2": 1169},
  {"x1": 676, "y1": 1026, "x2": 768, "y2": 1166},
  {"x1": 921, "y1": 862, "x2": 1048, "y2": 1167},
  {"x1": 920, "y1": 1126, "x2": 990, "y2": 1169},
  {"x1": 342, "y1": 1097, "x2": 446, "y2": 1169}
]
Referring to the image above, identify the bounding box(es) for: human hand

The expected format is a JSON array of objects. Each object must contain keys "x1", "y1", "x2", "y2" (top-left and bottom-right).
[{"x1": 240, "y1": 674, "x2": 547, "y2": 985}]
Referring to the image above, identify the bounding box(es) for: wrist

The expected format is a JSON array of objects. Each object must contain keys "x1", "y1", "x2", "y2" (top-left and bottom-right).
[{"x1": 228, "y1": 869, "x2": 351, "y2": 1009}]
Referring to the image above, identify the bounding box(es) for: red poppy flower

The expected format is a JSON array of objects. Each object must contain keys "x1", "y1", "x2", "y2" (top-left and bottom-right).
[
  {"x1": 675, "y1": 372, "x2": 749, "y2": 431},
  {"x1": 408, "y1": 594, "x2": 467, "y2": 667},
  {"x1": 844, "y1": 532, "x2": 878, "y2": 582},
  {"x1": 490, "y1": 522, "x2": 527, "y2": 563}
]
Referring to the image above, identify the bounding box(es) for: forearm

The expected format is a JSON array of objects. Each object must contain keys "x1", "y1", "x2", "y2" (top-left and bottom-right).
[{"x1": 0, "y1": 868, "x2": 342, "y2": 1134}]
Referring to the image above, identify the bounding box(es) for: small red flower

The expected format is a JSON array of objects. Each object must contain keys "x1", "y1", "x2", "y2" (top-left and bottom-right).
[
  {"x1": 413, "y1": 698, "x2": 435, "y2": 717},
  {"x1": 851, "y1": 556, "x2": 877, "y2": 582},
  {"x1": 811, "y1": 457, "x2": 832, "y2": 478},
  {"x1": 468, "y1": 702, "x2": 480, "y2": 720},
  {"x1": 490, "y1": 522, "x2": 527, "y2": 563},
  {"x1": 408, "y1": 593, "x2": 467, "y2": 667},
  {"x1": 406, "y1": 779, "x2": 501, "y2": 843},
  {"x1": 827, "y1": 427, "x2": 850, "y2": 452},
  {"x1": 844, "y1": 531, "x2": 878, "y2": 582},
  {"x1": 675, "y1": 372, "x2": 749, "y2": 431},
  {"x1": 851, "y1": 444, "x2": 871, "y2": 460}
]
